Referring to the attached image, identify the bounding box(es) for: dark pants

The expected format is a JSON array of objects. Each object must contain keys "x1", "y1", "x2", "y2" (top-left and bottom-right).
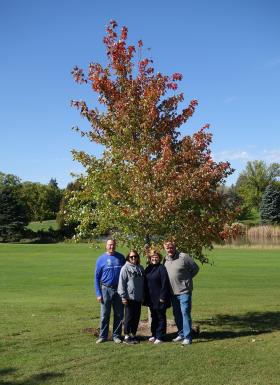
[
  {"x1": 124, "y1": 300, "x2": 142, "y2": 336},
  {"x1": 150, "y1": 306, "x2": 167, "y2": 340}
]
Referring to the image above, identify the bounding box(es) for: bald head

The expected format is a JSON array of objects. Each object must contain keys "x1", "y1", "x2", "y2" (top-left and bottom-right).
[{"x1": 106, "y1": 239, "x2": 116, "y2": 255}]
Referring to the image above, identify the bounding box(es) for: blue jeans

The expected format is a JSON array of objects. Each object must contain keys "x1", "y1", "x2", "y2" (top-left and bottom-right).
[
  {"x1": 171, "y1": 293, "x2": 192, "y2": 341},
  {"x1": 100, "y1": 285, "x2": 124, "y2": 340}
]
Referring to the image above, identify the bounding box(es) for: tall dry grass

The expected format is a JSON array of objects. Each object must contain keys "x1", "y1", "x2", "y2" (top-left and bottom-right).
[
  {"x1": 220, "y1": 224, "x2": 280, "y2": 247},
  {"x1": 247, "y1": 225, "x2": 280, "y2": 241}
]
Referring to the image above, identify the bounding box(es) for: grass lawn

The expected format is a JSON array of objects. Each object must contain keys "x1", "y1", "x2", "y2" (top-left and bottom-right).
[
  {"x1": 0, "y1": 244, "x2": 279, "y2": 385},
  {"x1": 27, "y1": 220, "x2": 58, "y2": 232}
]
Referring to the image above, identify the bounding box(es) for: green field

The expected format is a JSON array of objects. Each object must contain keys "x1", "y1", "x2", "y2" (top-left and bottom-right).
[
  {"x1": 27, "y1": 220, "x2": 58, "y2": 232},
  {"x1": 0, "y1": 244, "x2": 279, "y2": 385}
]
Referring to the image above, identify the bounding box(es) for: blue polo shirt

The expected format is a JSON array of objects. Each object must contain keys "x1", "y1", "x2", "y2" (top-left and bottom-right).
[{"x1": 94, "y1": 252, "x2": 125, "y2": 297}]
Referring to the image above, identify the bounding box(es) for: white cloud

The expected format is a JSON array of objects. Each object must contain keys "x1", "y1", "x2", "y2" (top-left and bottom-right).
[
  {"x1": 214, "y1": 148, "x2": 280, "y2": 185},
  {"x1": 213, "y1": 150, "x2": 250, "y2": 162},
  {"x1": 214, "y1": 148, "x2": 280, "y2": 164},
  {"x1": 262, "y1": 150, "x2": 280, "y2": 163}
]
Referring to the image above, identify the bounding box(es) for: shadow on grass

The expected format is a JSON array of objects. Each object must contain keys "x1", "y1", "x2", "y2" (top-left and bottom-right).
[
  {"x1": 0, "y1": 368, "x2": 64, "y2": 385},
  {"x1": 197, "y1": 310, "x2": 280, "y2": 341},
  {"x1": 0, "y1": 370, "x2": 17, "y2": 377},
  {"x1": 82, "y1": 311, "x2": 280, "y2": 343}
]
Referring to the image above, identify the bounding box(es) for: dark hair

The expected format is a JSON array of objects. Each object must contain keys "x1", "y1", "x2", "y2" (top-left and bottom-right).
[
  {"x1": 148, "y1": 251, "x2": 163, "y2": 263},
  {"x1": 126, "y1": 249, "x2": 140, "y2": 265}
]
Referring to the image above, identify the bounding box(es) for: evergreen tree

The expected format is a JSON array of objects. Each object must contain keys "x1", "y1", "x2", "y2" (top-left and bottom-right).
[
  {"x1": 0, "y1": 186, "x2": 29, "y2": 242},
  {"x1": 260, "y1": 184, "x2": 280, "y2": 224},
  {"x1": 48, "y1": 178, "x2": 59, "y2": 188}
]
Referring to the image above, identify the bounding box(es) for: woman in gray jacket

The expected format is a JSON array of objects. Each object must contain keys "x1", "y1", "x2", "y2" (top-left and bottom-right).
[{"x1": 117, "y1": 250, "x2": 145, "y2": 344}]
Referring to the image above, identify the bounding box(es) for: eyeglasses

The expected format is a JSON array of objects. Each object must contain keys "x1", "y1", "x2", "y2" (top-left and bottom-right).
[{"x1": 129, "y1": 256, "x2": 137, "y2": 259}]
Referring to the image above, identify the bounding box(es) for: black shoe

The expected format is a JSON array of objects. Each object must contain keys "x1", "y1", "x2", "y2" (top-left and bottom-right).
[
  {"x1": 123, "y1": 337, "x2": 138, "y2": 345},
  {"x1": 131, "y1": 336, "x2": 140, "y2": 344}
]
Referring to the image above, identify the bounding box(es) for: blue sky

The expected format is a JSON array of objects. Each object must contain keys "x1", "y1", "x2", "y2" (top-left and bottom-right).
[{"x1": 0, "y1": 0, "x2": 279, "y2": 188}]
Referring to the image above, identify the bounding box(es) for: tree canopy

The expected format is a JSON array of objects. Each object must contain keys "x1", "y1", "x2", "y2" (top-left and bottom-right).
[
  {"x1": 19, "y1": 180, "x2": 62, "y2": 222},
  {"x1": 69, "y1": 20, "x2": 238, "y2": 261},
  {"x1": 0, "y1": 172, "x2": 21, "y2": 187},
  {"x1": 235, "y1": 161, "x2": 280, "y2": 210},
  {"x1": 0, "y1": 185, "x2": 29, "y2": 242}
]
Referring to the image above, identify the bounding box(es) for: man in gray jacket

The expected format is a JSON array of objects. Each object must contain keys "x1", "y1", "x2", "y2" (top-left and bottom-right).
[{"x1": 164, "y1": 240, "x2": 199, "y2": 345}]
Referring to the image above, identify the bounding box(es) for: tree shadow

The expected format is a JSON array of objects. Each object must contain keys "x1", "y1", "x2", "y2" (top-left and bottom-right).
[
  {"x1": 196, "y1": 310, "x2": 280, "y2": 342},
  {"x1": 0, "y1": 368, "x2": 64, "y2": 385}
]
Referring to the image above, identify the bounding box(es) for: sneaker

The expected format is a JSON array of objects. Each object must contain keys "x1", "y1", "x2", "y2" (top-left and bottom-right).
[
  {"x1": 113, "y1": 337, "x2": 122, "y2": 344},
  {"x1": 172, "y1": 336, "x2": 183, "y2": 342},
  {"x1": 124, "y1": 335, "x2": 130, "y2": 341},
  {"x1": 181, "y1": 339, "x2": 192, "y2": 345},
  {"x1": 148, "y1": 336, "x2": 155, "y2": 343},
  {"x1": 96, "y1": 338, "x2": 106, "y2": 344},
  {"x1": 154, "y1": 339, "x2": 163, "y2": 344}
]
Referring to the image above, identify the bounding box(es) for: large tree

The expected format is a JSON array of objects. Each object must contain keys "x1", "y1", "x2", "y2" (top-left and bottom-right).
[
  {"x1": 235, "y1": 160, "x2": 280, "y2": 211},
  {"x1": 0, "y1": 172, "x2": 30, "y2": 241},
  {"x1": 69, "y1": 20, "x2": 238, "y2": 261},
  {"x1": 20, "y1": 180, "x2": 62, "y2": 221},
  {"x1": 0, "y1": 185, "x2": 29, "y2": 242},
  {"x1": 57, "y1": 179, "x2": 85, "y2": 237}
]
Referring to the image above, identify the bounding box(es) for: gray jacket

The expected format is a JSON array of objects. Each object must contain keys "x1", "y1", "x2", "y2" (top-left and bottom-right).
[
  {"x1": 164, "y1": 251, "x2": 199, "y2": 295},
  {"x1": 117, "y1": 262, "x2": 145, "y2": 302}
]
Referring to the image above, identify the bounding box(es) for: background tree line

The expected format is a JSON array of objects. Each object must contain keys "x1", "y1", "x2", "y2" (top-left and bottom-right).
[
  {"x1": 0, "y1": 172, "x2": 63, "y2": 241},
  {"x1": 230, "y1": 160, "x2": 280, "y2": 224},
  {"x1": 1, "y1": 159, "x2": 279, "y2": 243}
]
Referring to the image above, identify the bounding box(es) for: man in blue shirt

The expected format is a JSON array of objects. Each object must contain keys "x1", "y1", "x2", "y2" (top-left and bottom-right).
[{"x1": 94, "y1": 239, "x2": 125, "y2": 343}]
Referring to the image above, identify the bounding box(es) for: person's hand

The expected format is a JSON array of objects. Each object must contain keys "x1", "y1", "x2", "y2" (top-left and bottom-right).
[
  {"x1": 159, "y1": 299, "x2": 165, "y2": 303},
  {"x1": 97, "y1": 296, "x2": 103, "y2": 303},
  {"x1": 122, "y1": 298, "x2": 128, "y2": 305}
]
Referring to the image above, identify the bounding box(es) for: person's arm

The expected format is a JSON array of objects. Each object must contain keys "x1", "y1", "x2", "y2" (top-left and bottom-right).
[
  {"x1": 142, "y1": 266, "x2": 151, "y2": 306},
  {"x1": 117, "y1": 267, "x2": 129, "y2": 304},
  {"x1": 94, "y1": 257, "x2": 103, "y2": 302},
  {"x1": 184, "y1": 255, "x2": 199, "y2": 277},
  {"x1": 159, "y1": 265, "x2": 169, "y2": 302}
]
